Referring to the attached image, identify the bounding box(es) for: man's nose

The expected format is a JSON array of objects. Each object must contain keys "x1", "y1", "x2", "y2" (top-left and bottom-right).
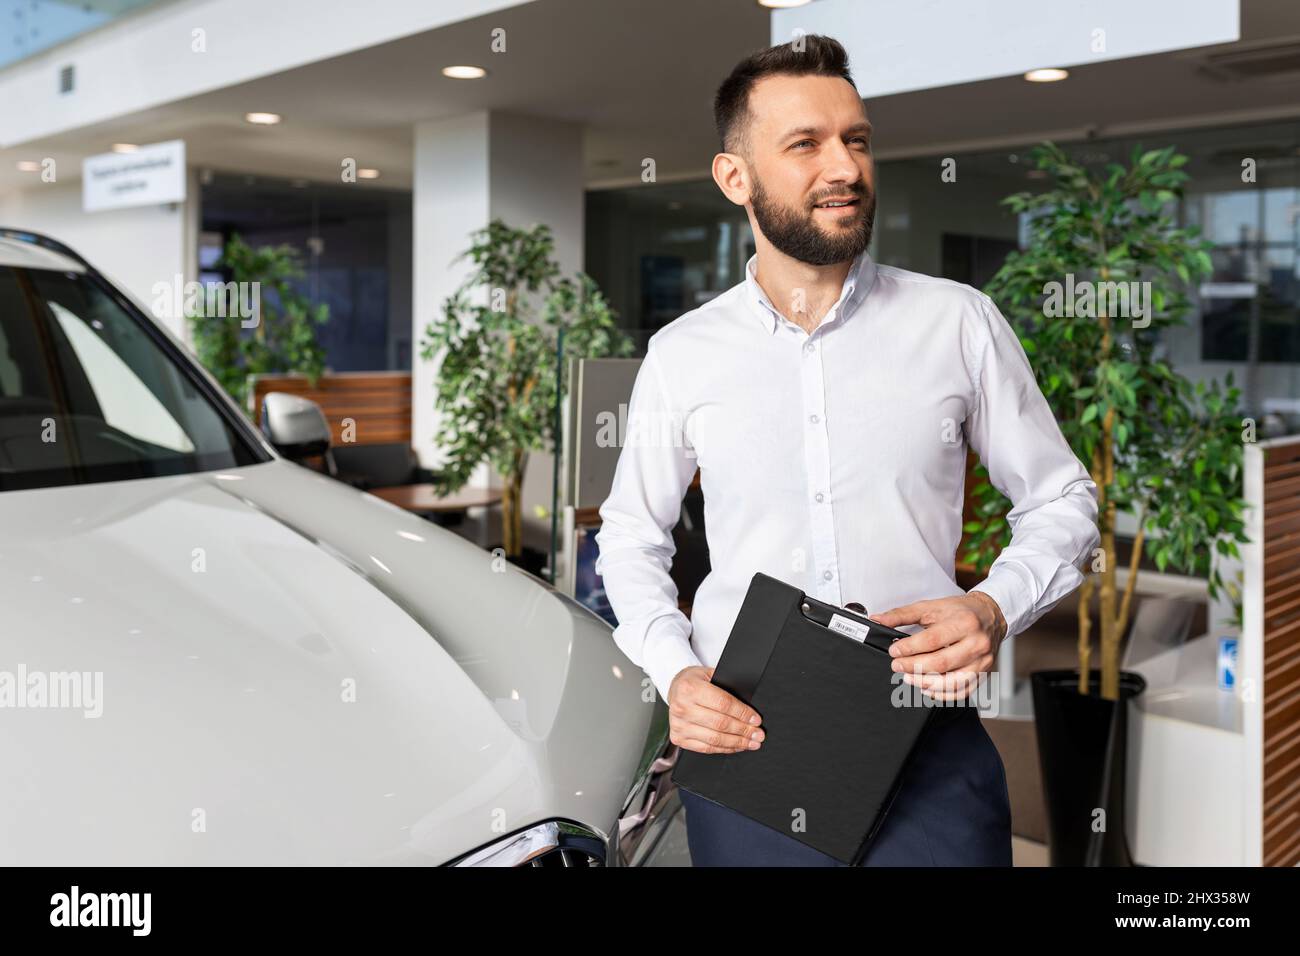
[{"x1": 820, "y1": 138, "x2": 865, "y2": 184}]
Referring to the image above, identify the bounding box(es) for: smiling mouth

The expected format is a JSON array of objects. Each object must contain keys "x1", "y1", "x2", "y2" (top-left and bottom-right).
[{"x1": 814, "y1": 198, "x2": 860, "y2": 209}]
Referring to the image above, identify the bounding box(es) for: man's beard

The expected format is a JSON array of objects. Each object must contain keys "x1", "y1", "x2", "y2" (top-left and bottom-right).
[{"x1": 749, "y1": 176, "x2": 875, "y2": 267}]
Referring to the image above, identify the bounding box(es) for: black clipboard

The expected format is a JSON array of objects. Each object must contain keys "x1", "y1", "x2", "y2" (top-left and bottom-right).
[{"x1": 671, "y1": 571, "x2": 962, "y2": 865}]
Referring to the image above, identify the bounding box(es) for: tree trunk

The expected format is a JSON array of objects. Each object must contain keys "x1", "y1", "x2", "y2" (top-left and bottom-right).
[
  {"x1": 500, "y1": 452, "x2": 527, "y2": 558},
  {"x1": 501, "y1": 472, "x2": 523, "y2": 557},
  {"x1": 1095, "y1": 266, "x2": 1121, "y2": 701},
  {"x1": 1098, "y1": 506, "x2": 1120, "y2": 701},
  {"x1": 1077, "y1": 575, "x2": 1095, "y2": 695}
]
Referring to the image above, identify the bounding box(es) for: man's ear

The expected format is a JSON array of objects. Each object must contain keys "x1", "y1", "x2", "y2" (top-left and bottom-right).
[{"x1": 712, "y1": 152, "x2": 750, "y2": 207}]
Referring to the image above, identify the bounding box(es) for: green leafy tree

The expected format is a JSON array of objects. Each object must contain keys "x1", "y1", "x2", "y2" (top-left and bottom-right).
[
  {"x1": 421, "y1": 220, "x2": 633, "y2": 558},
  {"x1": 188, "y1": 234, "x2": 328, "y2": 407},
  {"x1": 965, "y1": 142, "x2": 1249, "y2": 700}
]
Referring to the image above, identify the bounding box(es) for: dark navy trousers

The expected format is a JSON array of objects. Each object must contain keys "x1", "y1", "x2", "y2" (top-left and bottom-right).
[{"x1": 678, "y1": 706, "x2": 1013, "y2": 866}]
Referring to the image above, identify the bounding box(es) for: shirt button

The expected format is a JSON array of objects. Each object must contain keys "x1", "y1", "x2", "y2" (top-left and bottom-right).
[
  {"x1": 809, "y1": 413, "x2": 820, "y2": 424},
  {"x1": 815, "y1": 492, "x2": 824, "y2": 503},
  {"x1": 823, "y1": 570, "x2": 833, "y2": 581},
  {"x1": 804, "y1": 342, "x2": 815, "y2": 354}
]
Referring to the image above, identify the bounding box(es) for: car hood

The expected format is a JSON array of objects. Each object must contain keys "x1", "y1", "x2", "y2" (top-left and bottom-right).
[{"x1": 0, "y1": 460, "x2": 651, "y2": 865}]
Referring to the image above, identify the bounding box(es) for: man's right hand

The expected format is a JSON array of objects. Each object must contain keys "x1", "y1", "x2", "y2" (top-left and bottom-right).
[{"x1": 667, "y1": 666, "x2": 764, "y2": 755}]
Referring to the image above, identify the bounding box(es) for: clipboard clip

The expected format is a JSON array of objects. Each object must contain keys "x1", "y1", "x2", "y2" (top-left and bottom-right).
[{"x1": 798, "y1": 596, "x2": 907, "y2": 654}]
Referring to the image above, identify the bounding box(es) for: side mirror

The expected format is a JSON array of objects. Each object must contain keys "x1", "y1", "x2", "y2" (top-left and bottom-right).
[{"x1": 261, "y1": 392, "x2": 331, "y2": 461}]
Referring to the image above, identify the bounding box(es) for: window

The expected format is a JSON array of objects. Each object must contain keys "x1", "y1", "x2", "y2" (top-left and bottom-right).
[
  {"x1": 585, "y1": 180, "x2": 755, "y2": 353},
  {"x1": 1189, "y1": 186, "x2": 1300, "y2": 364}
]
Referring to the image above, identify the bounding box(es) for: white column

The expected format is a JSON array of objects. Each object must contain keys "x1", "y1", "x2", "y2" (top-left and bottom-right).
[
  {"x1": 412, "y1": 111, "x2": 584, "y2": 552},
  {"x1": 1240, "y1": 441, "x2": 1265, "y2": 866}
]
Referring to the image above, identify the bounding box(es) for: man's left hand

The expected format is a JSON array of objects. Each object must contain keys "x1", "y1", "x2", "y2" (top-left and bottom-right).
[{"x1": 873, "y1": 593, "x2": 1008, "y2": 700}]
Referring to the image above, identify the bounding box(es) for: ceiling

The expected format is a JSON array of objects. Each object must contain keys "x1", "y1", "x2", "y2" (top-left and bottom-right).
[{"x1": 3, "y1": 0, "x2": 1300, "y2": 197}]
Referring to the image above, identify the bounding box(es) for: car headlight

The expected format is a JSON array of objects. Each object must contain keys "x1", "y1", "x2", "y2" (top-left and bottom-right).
[{"x1": 447, "y1": 820, "x2": 606, "y2": 867}]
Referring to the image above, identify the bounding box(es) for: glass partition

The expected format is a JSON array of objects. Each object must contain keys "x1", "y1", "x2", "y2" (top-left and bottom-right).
[{"x1": 585, "y1": 118, "x2": 1300, "y2": 427}]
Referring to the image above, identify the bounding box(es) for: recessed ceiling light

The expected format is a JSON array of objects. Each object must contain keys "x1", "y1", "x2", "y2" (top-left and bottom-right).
[
  {"x1": 1024, "y1": 68, "x2": 1069, "y2": 83},
  {"x1": 442, "y1": 65, "x2": 486, "y2": 79},
  {"x1": 357, "y1": 168, "x2": 380, "y2": 179},
  {"x1": 111, "y1": 143, "x2": 138, "y2": 153},
  {"x1": 758, "y1": 0, "x2": 812, "y2": 7},
  {"x1": 16, "y1": 161, "x2": 41, "y2": 172},
  {"x1": 245, "y1": 112, "x2": 282, "y2": 125}
]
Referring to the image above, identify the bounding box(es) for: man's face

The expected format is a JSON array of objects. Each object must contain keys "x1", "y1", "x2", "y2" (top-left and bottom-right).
[{"x1": 740, "y1": 73, "x2": 876, "y2": 266}]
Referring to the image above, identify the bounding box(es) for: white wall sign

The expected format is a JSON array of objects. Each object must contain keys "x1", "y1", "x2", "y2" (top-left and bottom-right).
[
  {"x1": 773, "y1": 0, "x2": 1240, "y2": 99},
  {"x1": 83, "y1": 140, "x2": 186, "y2": 212}
]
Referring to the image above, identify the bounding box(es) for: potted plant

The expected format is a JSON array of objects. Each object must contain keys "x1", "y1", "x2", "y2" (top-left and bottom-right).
[
  {"x1": 188, "y1": 233, "x2": 329, "y2": 408},
  {"x1": 421, "y1": 219, "x2": 632, "y2": 576},
  {"x1": 964, "y1": 142, "x2": 1251, "y2": 865}
]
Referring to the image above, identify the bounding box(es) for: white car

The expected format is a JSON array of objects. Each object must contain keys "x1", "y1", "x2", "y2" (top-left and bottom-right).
[{"x1": 0, "y1": 229, "x2": 685, "y2": 866}]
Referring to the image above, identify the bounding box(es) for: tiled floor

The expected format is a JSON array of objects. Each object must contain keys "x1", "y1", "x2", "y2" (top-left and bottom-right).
[{"x1": 1012, "y1": 835, "x2": 1049, "y2": 867}]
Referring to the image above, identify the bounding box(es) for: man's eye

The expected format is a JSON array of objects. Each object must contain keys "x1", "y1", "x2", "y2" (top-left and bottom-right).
[{"x1": 791, "y1": 140, "x2": 814, "y2": 149}]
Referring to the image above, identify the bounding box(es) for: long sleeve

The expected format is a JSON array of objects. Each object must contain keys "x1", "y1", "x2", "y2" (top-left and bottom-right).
[
  {"x1": 594, "y1": 345, "x2": 703, "y2": 701},
  {"x1": 964, "y1": 295, "x2": 1100, "y2": 638}
]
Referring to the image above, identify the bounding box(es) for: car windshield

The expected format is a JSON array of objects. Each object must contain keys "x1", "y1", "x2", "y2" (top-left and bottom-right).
[{"x1": 0, "y1": 264, "x2": 265, "y2": 492}]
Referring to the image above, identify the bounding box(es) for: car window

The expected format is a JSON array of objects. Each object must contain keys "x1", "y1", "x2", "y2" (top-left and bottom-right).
[
  {"x1": 0, "y1": 266, "x2": 265, "y2": 492},
  {"x1": 48, "y1": 300, "x2": 195, "y2": 454}
]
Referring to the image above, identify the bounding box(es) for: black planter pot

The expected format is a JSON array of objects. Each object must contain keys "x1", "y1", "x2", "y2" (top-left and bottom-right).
[{"x1": 1031, "y1": 669, "x2": 1147, "y2": 867}]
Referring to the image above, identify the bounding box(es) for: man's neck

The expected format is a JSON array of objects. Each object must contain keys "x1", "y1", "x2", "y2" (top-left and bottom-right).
[{"x1": 753, "y1": 248, "x2": 855, "y2": 334}]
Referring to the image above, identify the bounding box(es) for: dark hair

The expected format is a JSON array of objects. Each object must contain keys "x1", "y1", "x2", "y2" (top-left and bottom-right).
[{"x1": 713, "y1": 34, "x2": 856, "y2": 155}]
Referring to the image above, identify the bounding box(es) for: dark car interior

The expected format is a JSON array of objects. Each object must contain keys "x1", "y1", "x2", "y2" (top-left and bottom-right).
[{"x1": 0, "y1": 265, "x2": 259, "y2": 491}]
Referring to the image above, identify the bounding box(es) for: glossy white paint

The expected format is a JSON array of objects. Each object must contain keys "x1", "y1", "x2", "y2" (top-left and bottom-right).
[{"x1": 0, "y1": 459, "x2": 653, "y2": 864}]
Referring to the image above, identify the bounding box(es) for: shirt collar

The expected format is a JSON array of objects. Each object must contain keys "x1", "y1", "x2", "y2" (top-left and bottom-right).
[{"x1": 743, "y1": 248, "x2": 878, "y2": 335}]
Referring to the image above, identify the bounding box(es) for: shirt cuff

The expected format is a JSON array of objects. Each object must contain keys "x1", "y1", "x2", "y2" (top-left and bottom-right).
[
  {"x1": 969, "y1": 570, "x2": 1033, "y2": 639},
  {"x1": 644, "y1": 628, "x2": 704, "y2": 703}
]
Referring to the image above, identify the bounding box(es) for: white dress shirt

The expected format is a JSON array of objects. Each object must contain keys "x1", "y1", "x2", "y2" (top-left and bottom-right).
[{"x1": 594, "y1": 249, "x2": 1099, "y2": 702}]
